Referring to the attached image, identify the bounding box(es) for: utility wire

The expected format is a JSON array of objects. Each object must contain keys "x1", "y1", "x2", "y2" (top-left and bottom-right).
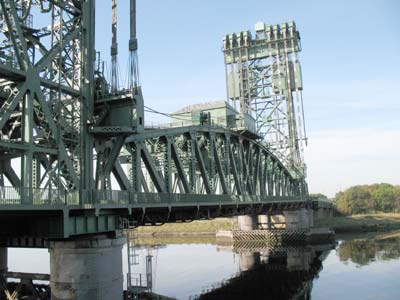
[
  {"x1": 144, "y1": 106, "x2": 189, "y2": 122},
  {"x1": 144, "y1": 105, "x2": 230, "y2": 123}
]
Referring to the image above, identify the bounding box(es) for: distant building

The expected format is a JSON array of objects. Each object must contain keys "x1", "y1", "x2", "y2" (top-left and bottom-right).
[{"x1": 171, "y1": 100, "x2": 258, "y2": 139}]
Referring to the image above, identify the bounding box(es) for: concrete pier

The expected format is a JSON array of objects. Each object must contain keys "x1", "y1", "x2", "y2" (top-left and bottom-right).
[
  {"x1": 314, "y1": 207, "x2": 333, "y2": 220},
  {"x1": 0, "y1": 248, "x2": 7, "y2": 272},
  {"x1": 284, "y1": 209, "x2": 314, "y2": 229},
  {"x1": 258, "y1": 215, "x2": 271, "y2": 229},
  {"x1": 239, "y1": 252, "x2": 260, "y2": 272},
  {"x1": 238, "y1": 215, "x2": 258, "y2": 231},
  {"x1": 271, "y1": 215, "x2": 286, "y2": 228},
  {"x1": 49, "y1": 235, "x2": 125, "y2": 300}
]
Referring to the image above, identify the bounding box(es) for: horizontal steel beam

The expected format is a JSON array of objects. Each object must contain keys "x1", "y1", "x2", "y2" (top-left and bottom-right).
[
  {"x1": 0, "y1": 140, "x2": 58, "y2": 154},
  {"x1": 0, "y1": 64, "x2": 80, "y2": 97}
]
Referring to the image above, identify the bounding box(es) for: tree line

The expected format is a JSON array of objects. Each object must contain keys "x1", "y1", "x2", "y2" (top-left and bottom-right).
[{"x1": 333, "y1": 183, "x2": 400, "y2": 215}]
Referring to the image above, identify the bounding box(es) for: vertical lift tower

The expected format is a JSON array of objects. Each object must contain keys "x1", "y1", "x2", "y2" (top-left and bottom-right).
[{"x1": 223, "y1": 21, "x2": 307, "y2": 180}]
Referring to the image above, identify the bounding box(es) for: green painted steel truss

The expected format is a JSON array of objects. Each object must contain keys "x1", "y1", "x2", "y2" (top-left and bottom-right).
[
  {"x1": 0, "y1": 1, "x2": 318, "y2": 240},
  {"x1": 123, "y1": 126, "x2": 307, "y2": 198}
]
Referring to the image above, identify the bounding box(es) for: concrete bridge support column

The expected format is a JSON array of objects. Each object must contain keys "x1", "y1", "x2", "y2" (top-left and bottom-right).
[
  {"x1": 271, "y1": 215, "x2": 286, "y2": 228},
  {"x1": 258, "y1": 214, "x2": 272, "y2": 229},
  {"x1": 49, "y1": 235, "x2": 125, "y2": 300},
  {"x1": 314, "y1": 207, "x2": 334, "y2": 221},
  {"x1": 238, "y1": 215, "x2": 258, "y2": 231},
  {"x1": 239, "y1": 252, "x2": 260, "y2": 272},
  {"x1": 0, "y1": 248, "x2": 7, "y2": 273},
  {"x1": 283, "y1": 208, "x2": 314, "y2": 229}
]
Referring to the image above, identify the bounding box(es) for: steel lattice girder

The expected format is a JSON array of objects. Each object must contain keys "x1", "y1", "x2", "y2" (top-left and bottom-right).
[
  {"x1": 0, "y1": 1, "x2": 314, "y2": 240},
  {"x1": 0, "y1": 0, "x2": 97, "y2": 198},
  {"x1": 122, "y1": 126, "x2": 307, "y2": 199}
]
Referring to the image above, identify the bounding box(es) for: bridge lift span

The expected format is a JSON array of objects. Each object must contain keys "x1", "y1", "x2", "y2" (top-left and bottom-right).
[{"x1": 0, "y1": 0, "x2": 328, "y2": 299}]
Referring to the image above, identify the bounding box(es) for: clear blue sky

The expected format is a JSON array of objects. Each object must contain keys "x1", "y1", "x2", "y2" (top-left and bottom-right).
[{"x1": 95, "y1": 0, "x2": 400, "y2": 196}]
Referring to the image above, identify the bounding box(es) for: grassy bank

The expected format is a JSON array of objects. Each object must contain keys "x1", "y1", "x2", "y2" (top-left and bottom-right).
[
  {"x1": 138, "y1": 218, "x2": 237, "y2": 236},
  {"x1": 136, "y1": 218, "x2": 237, "y2": 236},
  {"x1": 135, "y1": 213, "x2": 400, "y2": 237},
  {"x1": 315, "y1": 213, "x2": 400, "y2": 233}
]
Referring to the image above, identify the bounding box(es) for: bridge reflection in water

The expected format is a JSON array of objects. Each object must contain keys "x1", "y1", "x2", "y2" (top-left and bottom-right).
[
  {"x1": 194, "y1": 243, "x2": 334, "y2": 300},
  {"x1": 4, "y1": 235, "x2": 400, "y2": 300}
]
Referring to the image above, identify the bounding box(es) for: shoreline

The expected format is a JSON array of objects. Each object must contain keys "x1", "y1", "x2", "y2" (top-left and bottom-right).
[
  {"x1": 315, "y1": 213, "x2": 400, "y2": 234},
  {"x1": 135, "y1": 213, "x2": 400, "y2": 238}
]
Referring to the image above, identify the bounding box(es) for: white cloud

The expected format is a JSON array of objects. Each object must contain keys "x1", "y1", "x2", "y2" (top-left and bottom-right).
[
  {"x1": 305, "y1": 125, "x2": 400, "y2": 197},
  {"x1": 305, "y1": 78, "x2": 400, "y2": 111}
]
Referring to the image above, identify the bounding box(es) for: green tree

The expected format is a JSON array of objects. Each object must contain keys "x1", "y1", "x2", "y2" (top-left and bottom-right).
[
  {"x1": 345, "y1": 186, "x2": 372, "y2": 214},
  {"x1": 372, "y1": 183, "x2": 396, "y2": 212},
  {"x1": 334, "y1": 191, "x2": 349, "y2": 214},
  {"x1": 309, "y1": 193, "x2": 329, "y2": 201},
  {"x1": 333, "y1": 183, "x2": 400, "y2": 214},
  {"x1": 393, "y1": 186, "x2": 400, "y2": 212}
]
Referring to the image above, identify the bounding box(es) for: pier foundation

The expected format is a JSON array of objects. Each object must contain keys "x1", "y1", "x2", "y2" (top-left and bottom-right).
[
  {"x1": 49, "y1": 235, "x2": 125, "y2": 300},
  {"x1": 238, "y1": 215, "x2": 258, "y2": 231},
  {"x1": 0, "y1": 248, "x2": 7, "y2": 272},
  {"x1": 283, "y1": 209, "x2": 314, "y2": 229},
  {"x1": 314, "y1": 207, "x2": 333, "y2": 220},
  {"x1": 258, "y1": 214, "x2": 271, "y2": 229}
]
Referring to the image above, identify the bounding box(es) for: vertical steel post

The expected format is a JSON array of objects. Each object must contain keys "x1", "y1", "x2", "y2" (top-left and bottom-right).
[
  {"x1": 80, "y1": 0, "x2": 96, "y2": 202},
  {"x1": 129, "y1": 0, "x2": 139, "y2": 88},
  {"x1": 21, "y1": 91, "x2": 33, "y2": 204},
  {"x1": 111, "y1": 0, "x2": 118, "y2": 92}
]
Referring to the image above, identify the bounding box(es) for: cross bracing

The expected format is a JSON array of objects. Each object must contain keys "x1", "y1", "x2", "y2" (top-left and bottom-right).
[
  {"x1": 122, "y1": 126, "x2": 307, "y2": 197},
  {"x1": 0, "y1": 1, "x2": 315, "y2": 240},
  {"x1": 0, "y1": 0, "x2": 91, "y2": 196}
]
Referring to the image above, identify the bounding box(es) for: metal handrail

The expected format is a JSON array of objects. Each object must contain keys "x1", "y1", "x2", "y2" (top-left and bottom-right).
[{"x1": 0, "y1": 186, "x2": 314, "y2": 207}]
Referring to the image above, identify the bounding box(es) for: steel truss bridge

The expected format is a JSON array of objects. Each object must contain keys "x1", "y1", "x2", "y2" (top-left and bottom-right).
[{"x1": 0, "y1": 0, "x2": 324, "y2": 242}]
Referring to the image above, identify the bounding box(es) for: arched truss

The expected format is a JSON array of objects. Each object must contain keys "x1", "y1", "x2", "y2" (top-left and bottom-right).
[{"x1": 116, "y1": 126, "x2": 308, "y2": 199}]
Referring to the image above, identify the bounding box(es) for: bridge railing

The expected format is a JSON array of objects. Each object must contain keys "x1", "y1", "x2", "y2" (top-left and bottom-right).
[
  {"x1": 0, "y1": 186, "x2": 20, "y2": 205},
  {"x1": 94, "y1": 190, "x2": 130, "y2": 205},
  {"x1": 94, "y1": 191, "x2": 304, "y2": 206},
  {"x1": 0, "y1": 186, "x2": 308, "y2": 207},
  {"x1": 0, "y1": 186, "x2": 76, "y2": 205}
]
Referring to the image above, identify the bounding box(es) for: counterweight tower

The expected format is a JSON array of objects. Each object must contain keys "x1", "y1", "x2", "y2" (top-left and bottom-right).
[{"x1": 223, "y1": 21, "x2": 307, "y2": 178}]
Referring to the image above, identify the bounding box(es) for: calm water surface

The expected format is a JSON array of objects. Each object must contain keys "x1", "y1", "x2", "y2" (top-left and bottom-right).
[{"x1": 8, "y1": 234, "x2": 400, "y2": 300}]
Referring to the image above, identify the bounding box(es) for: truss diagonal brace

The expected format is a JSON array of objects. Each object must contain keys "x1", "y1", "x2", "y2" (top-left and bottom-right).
[
  {"x1": 170, "y1": 140, "x2": 190, "y2": 194},
  {"x1": 34, "y1": 86, "x2": 80, "y2": 189},
  {"x1": 35, "y1": 29, "x2": 80, "y2": 71},
  {"x1": 2, "y1": 160, "x2": 21, "y2": 188},
  {"x1": 140, "y1": 143, "x2": 166, "y2": 193},
  {"x1": 112, "y1": 161, "x2": 131, "y2": 190},
  {"x1": 0, "y1": 0, "x2": 30, "y2": 71},
  {"x1": 102, "y1": 136, "x2": 126, "y2": 179},
  {"x1": 229, "y1": 146, "x2": 242, "y2": 195},
  {"x1": 0, "y1": 82, "x2": 28, "y2": 131},
  {"x1": 212, "y1": 141, "x2": 229, "y2": 194},
  {"x1": 192, "y1": 135, "x2": 212, "y2": 194}
]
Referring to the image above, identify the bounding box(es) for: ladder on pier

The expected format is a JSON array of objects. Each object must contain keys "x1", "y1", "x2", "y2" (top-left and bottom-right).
[{"x1": 121, "y1": 219, "x2": 153, "y2": 299}]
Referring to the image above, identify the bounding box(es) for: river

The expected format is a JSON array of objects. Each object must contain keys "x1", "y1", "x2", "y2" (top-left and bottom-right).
[{"x1": 8, "y1": 232, "x2": 400, "y2": 299}]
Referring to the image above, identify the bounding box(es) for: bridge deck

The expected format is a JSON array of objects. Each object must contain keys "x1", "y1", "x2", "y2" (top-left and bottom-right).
[{"x1": 0, "y1": 186, "x2": 331, "y2": 242}]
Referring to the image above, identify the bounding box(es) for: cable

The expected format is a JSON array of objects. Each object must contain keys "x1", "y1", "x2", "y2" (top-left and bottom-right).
[
  {"x1": 144, "y1": 105, "x2": 231, "y2": 124},
  {"x1": 144, "y1": 106, "x2": 189, "y2": 122}
]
